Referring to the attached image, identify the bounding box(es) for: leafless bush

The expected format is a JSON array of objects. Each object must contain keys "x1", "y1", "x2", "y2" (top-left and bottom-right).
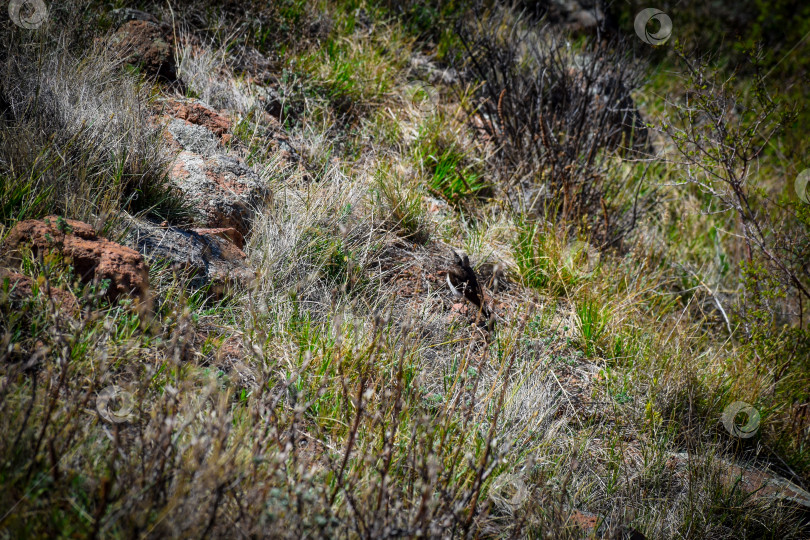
[
  {"x1": 458, "y1": 7, "x2": 654, "y2": 246},
  {"x1": 663, "y1": 47, "x2": 810, "y2": 328}
]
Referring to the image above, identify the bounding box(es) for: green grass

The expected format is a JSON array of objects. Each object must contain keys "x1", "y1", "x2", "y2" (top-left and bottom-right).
[
  {"x1": 513, "y1": 221, "x2": 601, "y2": 295},
  {"x1": 412, "y1": 114, "x2": 490, "y2": 207},
  {"x1": 576, "y1": 299, "x2": 608, "y2": 357},
  {"x1": 1, "y1": 0, "x2": 809, "y2": 537},
  {"x1": 298, "y1": 31, "x2": 397, "y2": 116},
  {"x1": 372, "y1": 162, "x2": 429, "y2": 243}
]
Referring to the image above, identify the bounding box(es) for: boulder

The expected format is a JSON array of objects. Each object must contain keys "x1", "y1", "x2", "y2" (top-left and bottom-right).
[
  {"x1": 2, "y1": 216, "x2": 149, "y2": 299},
  {"x1": 110, "y1": 19, "x2": 176, "y2": 81},
  {"x1": 169, "y1": 151, "x2": 268, "y2": 243},
  {"x1": 124, "y1": 218, "x2": 255, "y2": 294},
  {"x1": 150, "y1": 98, "x2": 269, "y2": 241}
]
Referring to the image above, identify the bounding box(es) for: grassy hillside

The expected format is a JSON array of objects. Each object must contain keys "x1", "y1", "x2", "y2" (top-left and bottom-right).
[{"x1": 0, "y1": 0, "x2": 808, "y2": 538}]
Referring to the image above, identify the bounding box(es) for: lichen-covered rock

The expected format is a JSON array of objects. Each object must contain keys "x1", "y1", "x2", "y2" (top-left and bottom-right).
[
  {"x1": 153, "y1": 98, "x2": 232, "y2": 154},
  {"x1": 169, "y1": 151, "x2": 268, "y2": 243},
  {"x1": 167, "y1": 119, "x2": 220, "y2": 155},
  {"x1": 110, "y1": 19, "x2": 176, "y2": 81},
  {"x1": 124, "y1": 218, "x2": 254, "y2": 294},
  {"x1": 148, "y1": 98, "x2": 270, "y2": 247},
  {"x1": 2, "y1": 216, "x2": 149, "y2": 299}
]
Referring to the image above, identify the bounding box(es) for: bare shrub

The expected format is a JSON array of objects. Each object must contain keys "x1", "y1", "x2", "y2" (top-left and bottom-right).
[
  {"x1": 458, "y1": 6, "x2": 654, "y2": 246},
  {"x1": 660, "y1": 50, "x2": 810, "y2": 480},
  {"x1": 663, "y1": 48, "x2": 810, "y2": 327},
  {"x1": 0, "y1": 264, "x2": 541, "y2": 538}
]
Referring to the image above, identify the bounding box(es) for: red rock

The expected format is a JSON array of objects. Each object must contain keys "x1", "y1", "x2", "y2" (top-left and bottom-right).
[
  {"x1": 110, "y1": 19, "x2": 176, "y2": 80},
  {"x1": 2, "y1": 216, "x2": 149, "y2": 299},
  {"x1": 568, "y1": 509, "x2": 598, "y2": 532},
  {"x1": 0, "y1": 270, "x2": 78, "y2": 314},
  {"x1": 163, "y1": 98, "x2": 231, "y2": 137}
]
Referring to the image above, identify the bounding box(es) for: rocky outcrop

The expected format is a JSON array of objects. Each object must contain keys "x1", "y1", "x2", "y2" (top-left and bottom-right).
[
  {"x1": 124, "y1": 218, "x2": 254, "y2": 295},
  {"x1": 118, "y1": 51, "x2": 299, "y2": 297},
  {"x1": 2, "y1": 216, "x2": 149, "y2": 299},
  {"x1": 169, "y1": 151, "x2": 267, "y2": 243},
  {"x1": 151, "y1": 98, "x2": 270, "y2": 243}
]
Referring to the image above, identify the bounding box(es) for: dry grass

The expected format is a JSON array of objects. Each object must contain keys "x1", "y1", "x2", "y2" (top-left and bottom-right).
[
  {"x1": 0, "y1": 27, "x2": 175, "y2": 230},
  {"x1": 0, "y1": 1, "x2": 808, "y2": 538}
]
